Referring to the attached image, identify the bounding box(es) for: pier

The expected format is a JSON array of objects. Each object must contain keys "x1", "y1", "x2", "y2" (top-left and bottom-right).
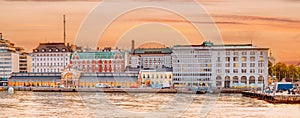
[{"x1": 242, "y1": 91, "x2": 300, "y2": 103}]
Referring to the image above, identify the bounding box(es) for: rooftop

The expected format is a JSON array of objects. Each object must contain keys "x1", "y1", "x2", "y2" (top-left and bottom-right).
[
  {"x1": 32, "y1": 43, "x2": 72, "y2": 53},
  {"x1": 174, "y1": 41, "x2": 269, "y2": 50},
  {"x1": 133, "y1": 48, "x2": 172, "y2": 54}
]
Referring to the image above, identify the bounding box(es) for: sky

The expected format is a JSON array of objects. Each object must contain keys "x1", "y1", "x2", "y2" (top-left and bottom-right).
[{"x1": 0, "y1": 0, "x2": 300, "y2": 64}]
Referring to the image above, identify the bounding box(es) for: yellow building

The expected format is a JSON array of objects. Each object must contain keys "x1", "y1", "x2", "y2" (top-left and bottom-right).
[{"x1": 139, "y1": 70, "x2": 172, "y2": 88}]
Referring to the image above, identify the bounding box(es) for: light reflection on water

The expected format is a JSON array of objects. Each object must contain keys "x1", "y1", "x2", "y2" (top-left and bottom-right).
[{"x1": 0, "y1": 91, "x2": 299, "y2": 118}]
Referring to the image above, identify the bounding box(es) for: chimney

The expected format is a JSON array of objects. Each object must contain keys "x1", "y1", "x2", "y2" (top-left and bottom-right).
[
  {"x1": 0, "y1": 33, "x2": 2, "y2": 40},
  {"x1": 131, "y1": 40, "x2": 135, "y2": 50}
]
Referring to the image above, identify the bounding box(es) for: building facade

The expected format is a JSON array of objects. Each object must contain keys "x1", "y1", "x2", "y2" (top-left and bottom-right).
[
  {"x1": 70, "y1": 49, "x2": 126, "y2": 73},
  {"x1": 0, "y1": 33, "x2": 30, "y2": 79},
  {"x1": 172, "y1": 41, "x2": 269, "y2": 89},
  {"x1": 128, "y1": 48, "x2": 172, "y2": 70},
  {"x1": 138, "y1": 70, "x2": 172, "y2": 88},
  {"x1": 30, "y1": 43, "x2": 72, "y2": 73}
]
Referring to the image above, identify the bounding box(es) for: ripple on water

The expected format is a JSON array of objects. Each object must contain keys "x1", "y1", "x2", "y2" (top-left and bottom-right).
[{"x1": 1, "y1": 92, "x2": 300, "y2": 117}]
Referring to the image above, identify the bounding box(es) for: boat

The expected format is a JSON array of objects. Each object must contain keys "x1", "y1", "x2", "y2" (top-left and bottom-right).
[{"x1": 8, "y1": 86, "x2": 14, "y2": 94}]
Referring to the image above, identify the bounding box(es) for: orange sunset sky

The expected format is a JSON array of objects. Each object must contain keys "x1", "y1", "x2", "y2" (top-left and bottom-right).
[{"x1": 0, "y1": 0, "x2": 300, "y2": 64}]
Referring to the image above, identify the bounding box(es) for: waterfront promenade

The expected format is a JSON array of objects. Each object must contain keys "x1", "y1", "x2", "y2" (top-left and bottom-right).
[{"x1": 0, "y1": 86, "x2": 197, "y2": 94}]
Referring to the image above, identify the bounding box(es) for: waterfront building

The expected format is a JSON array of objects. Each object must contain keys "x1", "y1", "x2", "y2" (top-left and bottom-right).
[
  {"x1": 30, "y1": 43, "x2": 72, "y2": 73},
  {"x1": 70, "y1": 48, "x2": 126, "y2": 73},
  {"x1": 0, "y1": 33, "x2": 30, "y2": 81},
  {"x1": 172, "y1": 41, "x2": 269, "y2": 89},
  {"x1": 60, "y1": 65, "x2": 138, "y2": 87},
  {"x1": 128, "y1": 48, "x2": 172, "y2": 70},
  {"x1": 138, "y1": 70, "x2": 172, "y2": 88},
  {"x1": 9, "y1": 72, "x2": 61, "y2": 87},
  {"x1": 16, "y1": 47, "x2": 32, "y2": 73}
]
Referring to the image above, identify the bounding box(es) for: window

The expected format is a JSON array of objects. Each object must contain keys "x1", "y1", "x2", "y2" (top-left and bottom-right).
[
  {"x1": 250, "y1": 69, "x2": 255, "y2": 73},
  {"x1": 241, "y1": 57, "x2": 247, "y2": 62},
  {"x1": 233, "y1": 57, "x2": 238, "y2": 62},
  {"x1": 259, "y1": 56, "x2": 264, "y2": 62},
  {"x1": 234, "y1": 63, "x2": 239, "y2": 68},
  {"x1": 234, "y1": 52, "x2": 238, "y2": 55},
  {"x1": 250, "y1": 51, "x2": 255, "y2": 55},
  {"x1": 216, "y1": 63, "x2": 222, "y2": 67},
  {"x1": 258, "y1": 69, "x2": 263, "y2": 73},
  {"x1": 250, "y1": 63, "x2": 255, "y2": 67},
  {"x1": 241, "y1": 69, "x2": 247, "y2": 73},
  {"x1": 225, "y1": 57, "x2": 230, "y2": 62},
  {"x1": 258, "y1": 63, "x2": 264, "y2": 67},
  {"x1": 250, "y1": 57, "x2": 255, "y2": 61},
  {"x1": 242, "y1": 63, "x2": 247, "y2": 67},
  {"x1": 217, "y1": 69, "x2": 222, "y2": 73},
  {"x1": 242, "y1": 51, "x2": 247, "y2": 55},
  {"x1": 226, "y1": 51, "x2": 230, "y2": 55},
  {"x1": 260, "y1": 51, "x2": 264, "y2": 55},
  {"x1": 225, "y1": 69, "x2": 230, "y2": 73},
  {"x1": 217, "y1": 57, "x2": 221, "y2": 62},
  {"x1": 225, "y1": 63, "x2": 230, "y2": 67},
  {"x1": 233, "y1": 69, "x2": 238, "y2": 73}
]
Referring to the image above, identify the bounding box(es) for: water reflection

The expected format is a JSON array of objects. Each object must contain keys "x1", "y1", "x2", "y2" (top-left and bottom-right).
[{"x1": 0, "y1": 92, "x2": 299, "y2": 117}]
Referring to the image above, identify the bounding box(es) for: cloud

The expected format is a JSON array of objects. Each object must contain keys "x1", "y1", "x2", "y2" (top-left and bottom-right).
[
  {"x1": 212, "y1": 14, "x2": 300, "y2": 24},
  {"x1": 4, "y1": 0, "x2": 101, "y2": 2},
  {"x1": 131, "y1": 18, "x2": 247, "y2": 25}
]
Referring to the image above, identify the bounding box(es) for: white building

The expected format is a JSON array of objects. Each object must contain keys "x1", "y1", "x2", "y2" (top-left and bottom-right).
[
  {"x1": 128, "y1": 48, "x2": 172, "y2": 69},
  {"x1": 0, "y1": 33, "x2": 30, "y2": 79},
  {"x1": 30, "y1": 43, "x2": 72, "y2": 73},
  {"x1": 172, "y1": 41, "x2": 269, "y2": 89}
]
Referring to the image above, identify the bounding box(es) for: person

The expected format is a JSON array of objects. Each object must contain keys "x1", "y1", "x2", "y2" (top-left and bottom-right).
[{"x1": 291, "y1": 88, "x2": 295, "y2": 95}]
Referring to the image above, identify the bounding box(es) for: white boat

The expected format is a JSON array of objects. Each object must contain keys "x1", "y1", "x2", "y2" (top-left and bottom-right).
[{"x1": 8, "y1": 87, "x2": 14, "y2": 94}]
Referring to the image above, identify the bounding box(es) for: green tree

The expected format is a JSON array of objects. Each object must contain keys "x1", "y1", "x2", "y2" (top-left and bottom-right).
[
  {"x1": 287, "y1": 65, "x2": 298, "y2": 82},
  {"x1": 274, "y1": 62, "x2": 287, "y2": 81}
]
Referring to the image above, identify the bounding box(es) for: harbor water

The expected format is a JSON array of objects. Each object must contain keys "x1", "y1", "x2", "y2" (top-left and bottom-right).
[{"x1": 0, "y1": 91, "x2": 299, "y2": 118}]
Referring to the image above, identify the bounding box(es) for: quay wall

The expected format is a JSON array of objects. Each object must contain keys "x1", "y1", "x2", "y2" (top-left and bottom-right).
[{"x1": 242, "y1": 91, "x2": 300, "y2": 103}]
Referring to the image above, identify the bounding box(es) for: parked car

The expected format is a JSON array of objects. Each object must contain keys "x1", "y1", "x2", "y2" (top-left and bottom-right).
[
  {"x1": 95, "y1": 83, "x2": 110, "y2": 88},
  {"x1": 59, "y1": 85, "x2": 65, "y2": 88}
]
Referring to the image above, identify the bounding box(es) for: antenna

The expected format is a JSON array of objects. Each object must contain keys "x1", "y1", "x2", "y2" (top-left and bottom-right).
[{"x1": 63, "y1": 14, "x2": 66, "y2": 45}]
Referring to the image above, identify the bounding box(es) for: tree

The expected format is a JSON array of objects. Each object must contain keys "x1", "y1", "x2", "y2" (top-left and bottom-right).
[
  {"x1": 274, "y1": 62, "x2": 287, "y2": 81},
  {"x1": 287, "y1": 65, "x2": 299, "y2": 82}
]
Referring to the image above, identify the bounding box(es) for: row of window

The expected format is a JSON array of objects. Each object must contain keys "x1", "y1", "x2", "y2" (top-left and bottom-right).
[
  {"x1": 217, "y1": 63, "x2": 264, "y2": 68},
  {"x1": 173, "y1": 73, "x2": 212, "y2": 77},
  {"x1": 218, "y1": 69, "x2": 264, "y2": 73},
  {"x1": 0, "y1": 62, "x2": 11, "y2": 64},
  {"x1": 33, "y1": 68, "x2": 63, "y2": 73},
  {"x1": 33, "y1": 63, "x2": 68, "y2": 67},
  {"x1": 33, "y1": 58, "x2": 68, "y2": 61},
  {"x1": 34, "y1": 48, "x2": 67, "y2": 53},
  {"x1": 223, "y1": 51, "x2": 264, "y2": 56},
  {"x1": 173, "y1": 78, "x2": 210, "y2": 81},
  {"x1": 32, "y1": 53, "x2": 69, "y2": 57},
  {"x1": 222, "y1": 56, "x2": 263, "y2": 62},
  {"x1": 142, "y1": 74, "x2": 172, "y2": 79}
]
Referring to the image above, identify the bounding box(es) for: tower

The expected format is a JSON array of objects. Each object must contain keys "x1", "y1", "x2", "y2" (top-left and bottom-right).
[{"x1": 63, "y1": 14, "x2": 66, "y2": 45}]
